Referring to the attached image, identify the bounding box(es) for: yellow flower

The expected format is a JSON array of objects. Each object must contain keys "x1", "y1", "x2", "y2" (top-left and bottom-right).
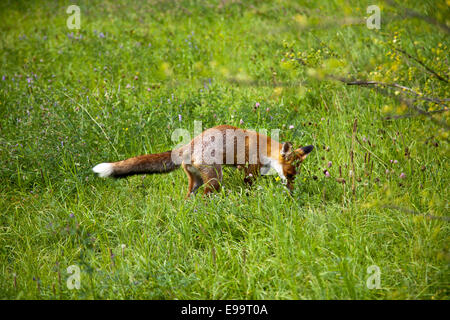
[
  {"x1": 273, "y1": 87, "x2": 283, "y2": 96},
  {"x1": 275, "y1": 177, "x2": 281, "y2": 182},
  {"x1": 294, "y1": 14, "x2": 308, "y2": 27}
]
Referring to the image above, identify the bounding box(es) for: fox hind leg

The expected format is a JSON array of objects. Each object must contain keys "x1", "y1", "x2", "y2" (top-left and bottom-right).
[
  {"x1": 197, "y1": 164, "x2": 223, "y2": 195},
  {"x1": 183, "y1": 163, "x2": 204, "y2": 198}
]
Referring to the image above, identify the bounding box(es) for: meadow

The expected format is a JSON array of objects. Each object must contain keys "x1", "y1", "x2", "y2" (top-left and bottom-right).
[{"x1": 0, "y1": 0, "x2": 448, "y2": 299}]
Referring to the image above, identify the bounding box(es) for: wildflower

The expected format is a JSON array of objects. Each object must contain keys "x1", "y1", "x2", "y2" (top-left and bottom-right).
[
  {"x1": 134, "y1": 75, "x2": 138, "y2": 80},
  {"x1": 275, "y1": 177, "x2": 281, "y2": 182},
  {"x1": 178, "y1": 114, "x2": 182, "y2": 122},
  {"x1": 394, "y1": 160, "x2": 398, "y2": 164},
  {"x1": 126, "y1": 84, "x2": 131, "y2": 89},
  {"x1": 289, "y1": 125, "x2": 294, "y2": 129},
  {"x1": 99, "y1": 32, "x2": 105, "y2": 38},
  {"x1": 399, "y1": 172, "x2": 406, "y2": 179},
  {"x1": 147, "y1": 88, "x2": 151, "y2": 92},
  {"x1": 69, "y1": 213, "x2": 75, "y2": 218},
  {"x1": 266, "y1": 108, "x2": 270, "y2": 112},
  {"x1": 324, "y1": 170, "x2": 330, "y2": 177},
  {"x1": 327, "y1": 161, "x2": 332, "y2": 168},
  {"x1": 255, "y1": 102, "x2": 260, "y2": 108},
  {"x1": 240, "y1": 119, "x2": 244, "y2": 125}
]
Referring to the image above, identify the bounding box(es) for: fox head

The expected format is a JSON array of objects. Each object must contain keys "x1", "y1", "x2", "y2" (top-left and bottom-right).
[{"x1": 280, "y1": 142, "x2": 314, "y2": 191}]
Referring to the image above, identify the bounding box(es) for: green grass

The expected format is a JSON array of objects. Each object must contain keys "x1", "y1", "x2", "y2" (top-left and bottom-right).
[{"x1": 0, "y1": 0, "x2": 448, "y2": 299}]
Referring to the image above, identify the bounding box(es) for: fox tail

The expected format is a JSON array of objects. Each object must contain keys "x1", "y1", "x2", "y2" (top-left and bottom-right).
[{"x1": 92, "y1": 151, "x2": 179, "y2": 178}]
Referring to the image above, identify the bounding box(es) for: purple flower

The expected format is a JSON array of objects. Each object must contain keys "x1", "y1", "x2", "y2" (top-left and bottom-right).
[
  {"x1": 178, "y1": 114, "x2": 182, "y2": 122},
  {"x1": 289, "y1": 125, "x2": 294, "y2": 129},
  {"x1": 324, "y1": 170, "x2": 330, "y2": 177},
  {"x1": 255, "y1": 102, "x2": 260, "y2": 108},
  {"x1": 99, "y1": 32, "x2": 105, "y2": 38},
  {"x1": 399, "y1": 172, "x2": 406, "y2": 179},
  {"x1": 2, "y1": 75, "x2": 5, "y2": 81},
  {"x1": 69, "y1": 213, "x2": 75, "y2": 218},
  {"x1": 27, "y1": 77, "x2": 32, "y2": 84},
  {"x1": 327, "y1": 161, "x2": 332, "y2": 168},
  {"x1": 394, "y1": 160, "x2": 398, "y2": 164}
]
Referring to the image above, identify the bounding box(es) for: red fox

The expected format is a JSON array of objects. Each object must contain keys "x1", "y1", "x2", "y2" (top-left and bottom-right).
[{"x1": 93, "y1": 125, "x2": 313, "y2": 197}]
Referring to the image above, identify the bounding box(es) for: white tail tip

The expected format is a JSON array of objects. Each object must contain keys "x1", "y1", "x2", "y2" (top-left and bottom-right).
[{"x1": 92, "y1": 163, "x2": 114, "y2": 178}]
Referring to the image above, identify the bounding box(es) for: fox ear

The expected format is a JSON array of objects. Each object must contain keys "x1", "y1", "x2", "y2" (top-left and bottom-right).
[
  {"x1": 280, "y1": 142, "x2": 294, "y2": 159},
  {"x1": 301, "y1": 145, "x2": 314, "y2": 155},
  {"x1": 296, "y1": 145, "x2": 314, "y2": 159}
]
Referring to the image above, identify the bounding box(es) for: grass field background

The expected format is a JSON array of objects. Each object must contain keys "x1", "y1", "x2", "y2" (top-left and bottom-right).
[{"x1": 0, "y1": 0, "x2": 448, "y2": 299}]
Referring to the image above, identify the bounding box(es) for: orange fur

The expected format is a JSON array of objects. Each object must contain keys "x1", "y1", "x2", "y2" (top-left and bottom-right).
[{"x1": 93, "y1": 125, "x2": 313, "y2": 196}]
